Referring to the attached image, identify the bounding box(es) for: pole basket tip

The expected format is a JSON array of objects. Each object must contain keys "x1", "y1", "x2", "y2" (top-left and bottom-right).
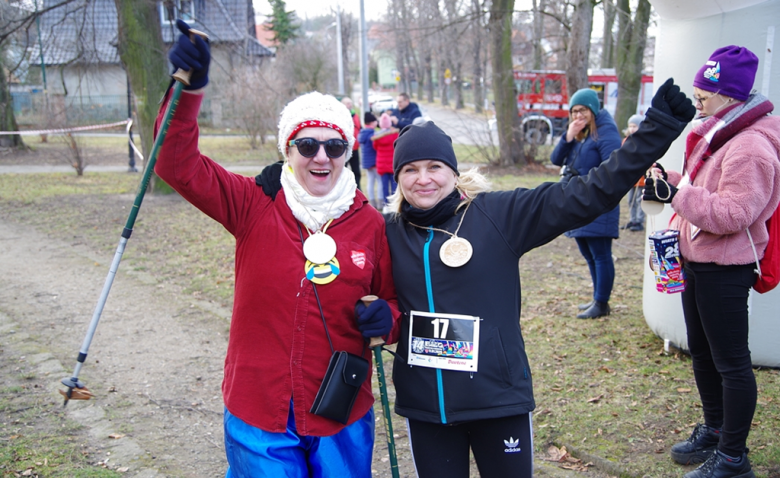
[{"x1": 60, "y1": 377, "x2": 93, "y2": 405}]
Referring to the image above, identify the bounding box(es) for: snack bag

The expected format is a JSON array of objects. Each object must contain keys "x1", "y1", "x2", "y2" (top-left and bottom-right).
[{"x1": 649, "y1": 229, "x2": 685, "y2": 294}]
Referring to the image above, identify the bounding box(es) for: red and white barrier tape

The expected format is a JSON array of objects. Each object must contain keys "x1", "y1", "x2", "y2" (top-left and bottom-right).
[{"x1": 0, "y1": 119, "x2": 129, "y2": 136}]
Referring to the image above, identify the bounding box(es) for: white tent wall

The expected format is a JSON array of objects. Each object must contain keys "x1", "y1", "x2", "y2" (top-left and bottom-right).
[{"x1": 645, "y1": 0, "x2": 780, "y2": 367}]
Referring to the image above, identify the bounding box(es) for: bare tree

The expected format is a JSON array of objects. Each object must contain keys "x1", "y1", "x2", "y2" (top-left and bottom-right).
[
  {"x1": 614, "y1": 0, "x2": 651, "y2": 129},
  {"x1": 0, "y1": 0, "x2": 77, "y2": 149},
  {"x1": 114, "y1": 0, "x2": 168, "y2": 173},
  {"x1": 565, "y1": 0, "x2": 592, "y2": 94},
  {"x1": 600, "y1": 0, "x2": 616, "y2": 68},
  {"x1": 221, "y1": 66, "x2": 287, "y2": 150},
  {"x1": 275, "y1": 36, "x2": 337, "y2": 95},
  {"x1": 531, "y1": 0, "x2": 547, "y2": 69},
  {"x1": 488, "y1": 0, "x2": 523, "y2": 165},
  {"x1": 470, "y1": 0, "x2": 486, "y2": 113}
]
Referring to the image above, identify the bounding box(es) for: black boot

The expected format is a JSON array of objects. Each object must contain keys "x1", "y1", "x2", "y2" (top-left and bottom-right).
[
  {"x1": 683, "y1": 450, "x2": 755, "y2": 478},
  {"x1": 671, "y1": 424, "x2": 721, "y2": 465},
  {"x1": 578, "y1": 300, "x2": 595, "y2": 310},
  {"x1": 577, "y1": 301, "x2": 609, "y2": 319}
]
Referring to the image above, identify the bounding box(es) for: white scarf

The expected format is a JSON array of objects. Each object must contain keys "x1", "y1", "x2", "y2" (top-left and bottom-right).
[{"x1": 280, "y1": 162, "x2": 357, "y2": 232}]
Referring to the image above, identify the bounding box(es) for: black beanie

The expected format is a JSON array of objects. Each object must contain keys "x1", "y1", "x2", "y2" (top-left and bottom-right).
[
  {"x1": 393, "y1": 121, "x2": 459, "y2": 180},
  {"x1": 364, "y1": 112, "x2": 377, "y2": 124}
]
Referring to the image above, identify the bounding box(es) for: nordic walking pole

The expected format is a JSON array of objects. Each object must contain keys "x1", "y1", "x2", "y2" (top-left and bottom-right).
[
  {"x1": 60, "y1": 29, "x2": 208, "y2": 405},
  {"x1": 361, "y1": 295, "x2": 400, "y2": 478}
]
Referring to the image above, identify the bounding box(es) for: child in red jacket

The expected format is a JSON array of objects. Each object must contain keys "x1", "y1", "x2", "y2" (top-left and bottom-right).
[{"x1": 371, "y1": 113, "x2": 399, "y2": 210}]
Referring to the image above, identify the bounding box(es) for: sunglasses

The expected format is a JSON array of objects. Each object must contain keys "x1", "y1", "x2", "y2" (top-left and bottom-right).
[{"x1": 288, "y1": 138, "x2": 349, "y2": 159}]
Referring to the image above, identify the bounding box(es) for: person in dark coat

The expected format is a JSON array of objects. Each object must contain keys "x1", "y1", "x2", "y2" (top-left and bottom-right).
[
  {"x1": 551, "y1": 88, "x2": 623, "y2": 319},
  {"x1": 381, "y1": 80, "x2": 695, "y2": 478},
  {"x1": 389, "y1": 92, "x2": 422, "y2": 129}
]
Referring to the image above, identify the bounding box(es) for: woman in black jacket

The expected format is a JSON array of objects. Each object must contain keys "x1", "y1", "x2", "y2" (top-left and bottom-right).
[{"x1": 382, "y1": 79, "x2": 695, "y2": 478}]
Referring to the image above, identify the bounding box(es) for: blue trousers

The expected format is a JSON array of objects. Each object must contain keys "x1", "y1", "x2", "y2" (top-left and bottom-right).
[
  {"x1": 574, "y1": 237, "x2": 614, "y2": 303},
  {"x1": 224, "y1": 406, "x2": 374, "y2": 478},
  {"x1": 380, "y1": 173, "x2": 397, "y2": 205}
]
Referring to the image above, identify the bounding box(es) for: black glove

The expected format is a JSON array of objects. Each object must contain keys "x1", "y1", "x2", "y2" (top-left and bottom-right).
[
  {"x1": 643, "y1": 177, "x2": 678, "y2": 203},
  {"x1": 255, "y1": 161, "x2": 283, "y2": 200},
  {"x1": 648, "y1": 162, "x2": 668, "y2": 181},
  {"x1": 651, "y1": 78, "x2": 696, "y2": 123},
  {"x1": 354, "y1": 299, "x2": 393, "y2": 339},
  {"x1": 168, "y1": 19, "x2": 210, "y2": 90}
]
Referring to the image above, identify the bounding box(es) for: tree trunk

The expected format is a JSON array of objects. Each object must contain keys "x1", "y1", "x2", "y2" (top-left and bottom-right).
[
  {"x1": 425, "y1": 54, "x2": 435, "y2": 102},
  {"x1": 489, "y1": 0, "x2": 523, "y2": 165},
  {"x1": 531, "y1": 0, "x2": 545, "y2": 70},
  {"x1": 471, "y1": 0, "x2": 484, "y2": 113},
  {"x1": 114, "y1": 0, "x2": 169, "y2": 187},
  {"x1": 615, "y1": 0, "x2": 650, "y2": 130},
  {"x1": 0, "y1": 57, "x2": 25, "y2": 149},
  {"x1": 601, "y1": 0, "x2": 616, "y2": 68},
  {"x1": 565, "y1": 0, "x2": 593, "y2": 94}
]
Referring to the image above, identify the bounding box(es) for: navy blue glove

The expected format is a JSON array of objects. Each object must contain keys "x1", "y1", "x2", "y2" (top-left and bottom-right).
[
  {"x1": 355, "y1": 299, "x2": 393, "y2": 339},
  {"x1": 169, "y1": 19, "x2": 210, "y2": 90},
  {"x1": 643, "y1": 177, "x2": 678, "y2": 203},
  {"x1": 651, "y1": 78, "x2": 696, "y2": 123},
  {"x1": 255, "y1": 161, "x2": 283, "y2": 200}
]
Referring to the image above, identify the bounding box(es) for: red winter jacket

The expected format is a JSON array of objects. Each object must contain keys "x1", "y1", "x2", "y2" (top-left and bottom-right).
[
  {"x1": 373, "y1": 129, "x2": 399, "y2": 176},
  {"x1": 154, "y1": 91, "x2": 399, "y2": 436}
]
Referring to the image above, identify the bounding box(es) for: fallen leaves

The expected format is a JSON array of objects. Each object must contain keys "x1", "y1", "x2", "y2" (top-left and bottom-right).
[{"x1": 543, "y1": 445, "x2": 593, "y2": 472}]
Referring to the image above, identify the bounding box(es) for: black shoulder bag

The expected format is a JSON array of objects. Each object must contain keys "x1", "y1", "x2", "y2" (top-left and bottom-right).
[{"x1": 297, "y1": 224, "x2": 369, "y2": 425}]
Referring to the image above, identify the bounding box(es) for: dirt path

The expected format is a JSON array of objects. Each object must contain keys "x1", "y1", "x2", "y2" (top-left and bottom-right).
[{"x1": 0, "y1": 212, "x2": 612, "y2": 478}]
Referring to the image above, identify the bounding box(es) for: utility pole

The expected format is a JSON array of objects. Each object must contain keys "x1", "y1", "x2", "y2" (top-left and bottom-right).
[
  {"x1": 336, "y1": 4, "x2": 344, "y2": 96},
  {"x1": 359, "y1": 0, "x2": 369, "y2": 125}
]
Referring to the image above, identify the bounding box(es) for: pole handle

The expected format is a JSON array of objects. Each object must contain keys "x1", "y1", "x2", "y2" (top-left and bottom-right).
[
  {"x1": 171, "y1": 28, "x2": 208, "y2": 86},
  {"x1": 360, "y1": 295, "x2": 385, "y2": 348}
]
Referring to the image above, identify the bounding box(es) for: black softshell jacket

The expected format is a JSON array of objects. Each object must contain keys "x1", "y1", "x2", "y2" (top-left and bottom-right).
[{"x1": 385, "y1": 107, "x2": 687, "y2": 424}]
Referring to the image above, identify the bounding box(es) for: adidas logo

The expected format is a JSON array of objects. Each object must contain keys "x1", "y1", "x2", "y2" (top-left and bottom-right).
[{"x1": 503, "y1": 436, "x2": 521, "y2": 453}]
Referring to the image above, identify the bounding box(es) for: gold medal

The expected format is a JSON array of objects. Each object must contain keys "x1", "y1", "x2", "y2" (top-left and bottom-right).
[
  {"x1": 440, "y1": 236, "x2": 473, "y2": 268},
  {"x1": 408, "y1": 201, "x2": 474, "y2": 268},
  {"x1": 303, "y1": 231, "x2": 337, "y2": 265}
]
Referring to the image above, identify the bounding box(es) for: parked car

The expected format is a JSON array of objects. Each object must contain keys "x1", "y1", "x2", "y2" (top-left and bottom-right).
[{"x1": 369, "y1": 94, "x2": 397, "y2": 115}]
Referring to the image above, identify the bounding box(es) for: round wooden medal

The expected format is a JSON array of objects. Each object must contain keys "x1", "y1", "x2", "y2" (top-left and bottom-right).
[
  {"x1": 303, "y1": 232, "x2": 337, "y2": 265},
  {"x1": 440, "y1": 236, "x2": 473, "y2": 268}
]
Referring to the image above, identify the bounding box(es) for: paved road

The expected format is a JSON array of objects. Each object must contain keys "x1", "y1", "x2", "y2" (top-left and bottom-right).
[{"x1": 419, "y1": 102, "x2": 498, "y2": 146}]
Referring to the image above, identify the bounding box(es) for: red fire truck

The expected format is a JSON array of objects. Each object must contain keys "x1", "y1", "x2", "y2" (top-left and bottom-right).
[{"x1": 514, "y1": 69, "x2": 654, "y2": 144}]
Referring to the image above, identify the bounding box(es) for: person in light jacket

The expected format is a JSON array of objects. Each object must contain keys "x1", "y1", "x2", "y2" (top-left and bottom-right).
[{"x1": 644, "y1": 45, "x2": 780, "y2": 478}]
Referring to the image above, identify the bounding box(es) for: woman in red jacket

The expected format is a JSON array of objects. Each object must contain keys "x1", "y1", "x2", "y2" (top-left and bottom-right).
[{"x1": 159, "y1": 20, "x2": 399, "y2": 478}]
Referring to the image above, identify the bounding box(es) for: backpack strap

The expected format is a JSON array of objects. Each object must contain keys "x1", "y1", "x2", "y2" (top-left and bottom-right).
[{"x1": 746, "y1": 228, "x2": 762, "y2": 278}]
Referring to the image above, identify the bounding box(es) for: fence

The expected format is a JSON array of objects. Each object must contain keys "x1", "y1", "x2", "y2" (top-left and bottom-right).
[{"x1": 11, "y1": 91, "x2": 214, "y2": 130}]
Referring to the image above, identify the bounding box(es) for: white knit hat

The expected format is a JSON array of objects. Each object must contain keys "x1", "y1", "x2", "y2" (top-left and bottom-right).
[{"x1": 277, "y1": 91, "x2": 355, "y2": 161}]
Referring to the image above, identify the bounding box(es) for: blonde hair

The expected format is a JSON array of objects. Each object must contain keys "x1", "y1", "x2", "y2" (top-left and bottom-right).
[{"x1": 387, "y1": 167, "x2": 492, "y2": 215}]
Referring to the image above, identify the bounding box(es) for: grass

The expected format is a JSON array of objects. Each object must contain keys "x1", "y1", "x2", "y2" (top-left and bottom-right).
[
  {"x1": 0, "y1": 351, "x2": 121, "y2": 478},
  {"x1": 0, "y1": 166, "x2": 778, "y2": 477}
]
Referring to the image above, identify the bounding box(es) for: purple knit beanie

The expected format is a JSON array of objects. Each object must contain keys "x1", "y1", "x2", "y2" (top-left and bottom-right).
[{"x1": 693, "y1": 45, "x2": 758, "y2": 101}]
